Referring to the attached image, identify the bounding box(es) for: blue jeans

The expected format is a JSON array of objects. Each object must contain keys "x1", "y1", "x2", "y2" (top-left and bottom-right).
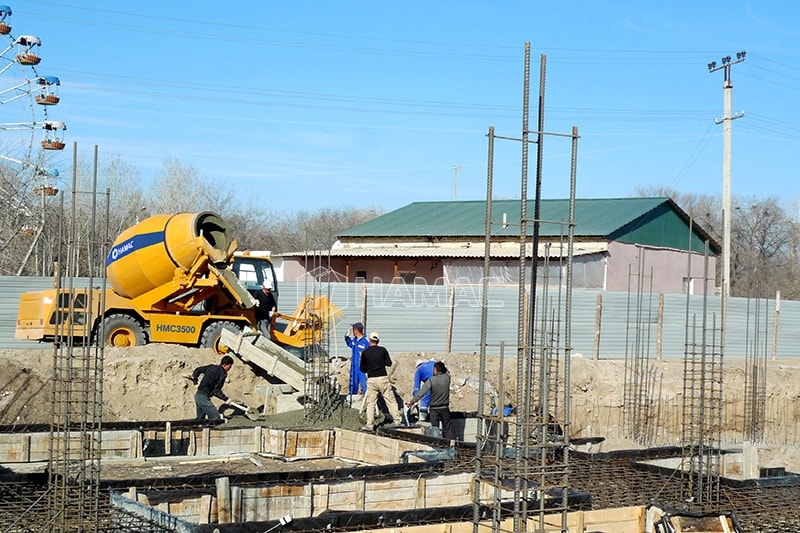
[{"x1": 195, "y1": 392, "x2": 221, "y2": 420}]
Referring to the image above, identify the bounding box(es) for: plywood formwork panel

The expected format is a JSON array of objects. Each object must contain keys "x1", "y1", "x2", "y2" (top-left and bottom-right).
[
  {"x1": 0, "y1": 433, "x2": 29, "y2": 462},
  {"x1": 359, "y1": 506, "x2": 646, "y2": 533},
  {"x1": 241, "y1": 484, "x2": 312, "y2": 522},
  {"x1": 364, "y1": 478, "x2": 419, "y2": 511},
  {"x1": 208, "y1": 427, "x2": 260, "y2": 455},
  {"x1": 0, "y1": 429, "x2": 140, "y2": 463},
  {"x1": 319, "y1": 480, "x2": 365, "y2": 513},
  {"x1": 424, "y1": 472, "x2": 474, "y2": 507},
  {"x1": 28, "y1": 433, "x2": 50, "y2": 462},
  {"x1": 285, "y1": 429, "x2": 334, "y2": 458},
  {"x1": 101, "y1": 430, "x2": 140, "y2": 458},
  {"x1": 334, "y1": 428, "x2": 433, "y2": 464},
  {"x1": 263, "y1": 427, "x2": 286, "y2": 455}
]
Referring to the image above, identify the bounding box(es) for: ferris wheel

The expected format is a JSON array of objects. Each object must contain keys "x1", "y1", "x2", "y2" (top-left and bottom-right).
[
  {"x1": 0, "y1": 5, "x2": 65, "y2": 276},
  {"x1": 0, "y1": 4, "x2": 65, "y2": 192}
]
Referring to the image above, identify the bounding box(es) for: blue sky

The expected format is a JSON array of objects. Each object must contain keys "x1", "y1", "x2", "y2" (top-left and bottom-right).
[{"x1": 5, "y1": 1, "x2": 800, "y2": 214}]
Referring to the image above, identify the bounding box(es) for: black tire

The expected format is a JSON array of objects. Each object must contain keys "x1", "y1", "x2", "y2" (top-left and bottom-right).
[
  {"x1": 200, "y1": 320, "x2": 241, "y2": 355},
  {"x1": 103, "y1": 314, "x2": 147, "y2": 348}
]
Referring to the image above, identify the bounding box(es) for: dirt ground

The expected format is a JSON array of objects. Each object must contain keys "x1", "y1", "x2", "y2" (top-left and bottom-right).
[{"x1": 1, "y1": 344, "x2": 800, "y2": 471}]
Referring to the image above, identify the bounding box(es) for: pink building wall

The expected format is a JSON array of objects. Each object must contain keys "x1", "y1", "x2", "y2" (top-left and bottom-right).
[{"x1": 606, "y1": 241, "x2": 717, "y2": 295}]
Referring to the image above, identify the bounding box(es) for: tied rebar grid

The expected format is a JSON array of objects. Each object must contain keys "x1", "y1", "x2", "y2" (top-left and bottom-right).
[
  {"x1": 45, "y1": 144, "x2": 110, "y2": 532},
  {"x1": 743, "y1": 297, "x2": 769, "y2": 443},
  {"x1": 302, "y1": 249, "x2": 341, "y2": 424},
  {"x1": 681, "y1": 240, "x2": 724, "y2": 508},
  {"x1": 1, "y1": 482, "x2": 175, "y2": 533},
  {"x1": 622, "y1": 252, "x2": 660, "y2": 447}
]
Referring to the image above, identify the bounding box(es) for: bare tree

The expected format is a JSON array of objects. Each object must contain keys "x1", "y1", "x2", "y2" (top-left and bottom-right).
[
  {"x1": 637, "y1": 186, "x2": 800, "y2": 299},
  {"x1": 268, "y1": 206, "x2": 383, "y2": 253},
  {"x1": 0, "y1": 162, "x2": 39, "y2": 275},
  {"x1": 732, "y1": 197, "x2": 800, "y2": 299},
  {"x1": 147, "y1": 157, "x2": 214, "y2": 215}
]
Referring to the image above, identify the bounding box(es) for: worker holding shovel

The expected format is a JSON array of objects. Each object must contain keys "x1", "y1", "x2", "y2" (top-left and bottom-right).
[{"x1": 191, "y1": 355, "x2": 234, "y2": 420}]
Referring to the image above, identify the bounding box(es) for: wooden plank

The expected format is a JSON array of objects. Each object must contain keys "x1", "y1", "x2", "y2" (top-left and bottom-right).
[
  {"x1": 231, "y1": 486, "x2": 242, "y2": 523},
  {"x1": 416, "y1": 476, "x2": 426, "y2": 509},
  {"x1": 216, "y1": 476, "x2": 231, "y2": 524},
  {"x1": 253, "y1": 426, "x2": 262, "y2": 453},
  {"x1": 197, "y1": 494, "x2": 212, "y2": 525},
  {"x1": 164, "y1": 422, "x2": 171, "y2": 455},
  {"x1": 313, "y1": 483, "x2": 328, "y2": 517},
  {"x1": 355, "y1": 478, "x2": 365, "y2": 511},
  {"x1": 720, "y1": 515, "x2": 733, "y2": 533},
  {"x1": 285, "y1": 431, "x2": 298, "y2": 457},
  {"x1": 201, "y1": 427, "x2": 210, "y2": 456},
  {"x1": 131, "y1": 432, "x2": 140, "y2": 458}
]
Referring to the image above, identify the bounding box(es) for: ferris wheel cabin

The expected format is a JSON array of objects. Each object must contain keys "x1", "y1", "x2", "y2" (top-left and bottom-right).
[
  {"x1": 35, "y1": 76, "x2": 60, "y2": 105},
  {"x1": 14, "y1": 34, "x2": 40, "y2": 66},
  {"x1": 41, "y1": 120, "x2": 66, "y2": 150},
  {"x1": 0, "y1": 6, "x2": 11, "y2": 35}
]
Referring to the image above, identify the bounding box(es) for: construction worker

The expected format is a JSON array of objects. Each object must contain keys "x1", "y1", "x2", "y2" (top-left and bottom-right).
[
  {"x1": 359, "y1": 331, "x2": 404, "y2": 430},
  {"x1": 407, "y1": 361, "x2": 454, "y2": 440},
  {"x1": 191, "y1": 355, "x2": 234, "y2": 420},
  {"x1": 254, "y1": 281, "x2": 276, "y2": 337},
  {"x1": 412, "y1": 358, "x2": 436, "y2": 421},
  {"x1": 344, "y1": 322, "x2": 369, "y2": 395}
]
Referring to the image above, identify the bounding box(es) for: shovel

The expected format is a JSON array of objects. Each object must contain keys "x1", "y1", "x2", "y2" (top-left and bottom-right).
[{"x1": 228, "y1": 400, "x2": 261, "y2": 421}]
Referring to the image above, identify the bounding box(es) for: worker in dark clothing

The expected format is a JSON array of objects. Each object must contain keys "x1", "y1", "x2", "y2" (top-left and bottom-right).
[
  {"x1": 254, "y1": 281, "x2": 277, "y2": 337},
  {"x1": 359, "y1": 331, "x2": 404, "y2": 430},
  {"x1": 191, "y1": 355, "x2": 234, "y2": 420},
  {"x1": 407, "y1": 361, "x2": 454, "y2": 440}
]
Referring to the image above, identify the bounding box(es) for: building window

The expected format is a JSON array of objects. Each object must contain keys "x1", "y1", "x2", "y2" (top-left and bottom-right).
[
  {"x1": 355, "y1": 270, "x2": 367, "y2": 282},
  {"x1": 399, "y1": 271, "x2": 416, "y2": 283},
  {"x1": 683, "y1": 277, "x2": 695, "y2": 295}
]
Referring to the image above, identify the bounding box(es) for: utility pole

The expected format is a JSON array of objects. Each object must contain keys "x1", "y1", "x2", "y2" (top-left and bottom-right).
[
  {"x1": 708, "y1": 50, "x2": 745, "y2": 297},
  {"x1": 453, "y1": 165, "x2": 464, "y2": 201}
]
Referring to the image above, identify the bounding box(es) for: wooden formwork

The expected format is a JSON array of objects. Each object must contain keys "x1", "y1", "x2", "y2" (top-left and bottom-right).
[
  {"x1": 0, "y1": 430, "x2": 139, "y2": 463},
  {"x1": 334, "y1": 428, "x2": 433, "y2": 463},
  {"x1": 357, "y1": 506, "x2": 646, "y2": 532}
]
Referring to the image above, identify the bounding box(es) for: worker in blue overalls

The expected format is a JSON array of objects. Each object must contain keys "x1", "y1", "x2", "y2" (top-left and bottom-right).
[
  {"x1": 412, "y1": 358, "x2": 436, "y2": 421},
  {"x1": 344, "y1": 322, "x2": 369, "y2": 395}
]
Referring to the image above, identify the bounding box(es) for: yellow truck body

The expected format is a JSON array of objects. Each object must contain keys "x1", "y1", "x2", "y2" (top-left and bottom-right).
[{"x1": 15, "y1": 212, "x2": 270, "y2": 352}]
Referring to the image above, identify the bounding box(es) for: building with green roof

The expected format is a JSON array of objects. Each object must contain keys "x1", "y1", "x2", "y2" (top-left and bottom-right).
[{"x1": 282, "y1": 197, "x2": 719, "y2": 294}]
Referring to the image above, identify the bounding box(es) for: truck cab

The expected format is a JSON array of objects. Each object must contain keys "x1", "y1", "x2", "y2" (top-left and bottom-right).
[{"x1": 231, "y1": 252, "x2": 278, "y2": 301}]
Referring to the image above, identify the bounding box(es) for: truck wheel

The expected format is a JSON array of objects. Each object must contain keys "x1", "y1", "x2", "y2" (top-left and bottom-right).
[
  {"x1": 103, "y1": 315, "x2": 147, "y2": 348},
  {"x1": 201, "y1": 321, "x2": 241, "y2": 355}
]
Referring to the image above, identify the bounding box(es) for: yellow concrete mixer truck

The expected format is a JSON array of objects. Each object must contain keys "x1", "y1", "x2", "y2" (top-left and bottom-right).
[{"x1": 15, "y1": 212, "x2": 279, "y2": 353}]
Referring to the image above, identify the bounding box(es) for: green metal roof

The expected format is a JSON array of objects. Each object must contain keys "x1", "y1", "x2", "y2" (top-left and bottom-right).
[{"x1": 338, "y1": 197, "x2": 720, "y2": 255}]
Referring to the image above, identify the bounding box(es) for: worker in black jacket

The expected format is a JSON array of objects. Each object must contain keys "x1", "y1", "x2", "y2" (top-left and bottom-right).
[
  {"x1": 359, "y1": 331, "x2": 404, "y2": 430},
  {"x1": 407, "y1": 361, "x2": 454, "y2": 440},
  {"x1": 191, "y1": 355, "x2": 234, "y2": 420}
]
